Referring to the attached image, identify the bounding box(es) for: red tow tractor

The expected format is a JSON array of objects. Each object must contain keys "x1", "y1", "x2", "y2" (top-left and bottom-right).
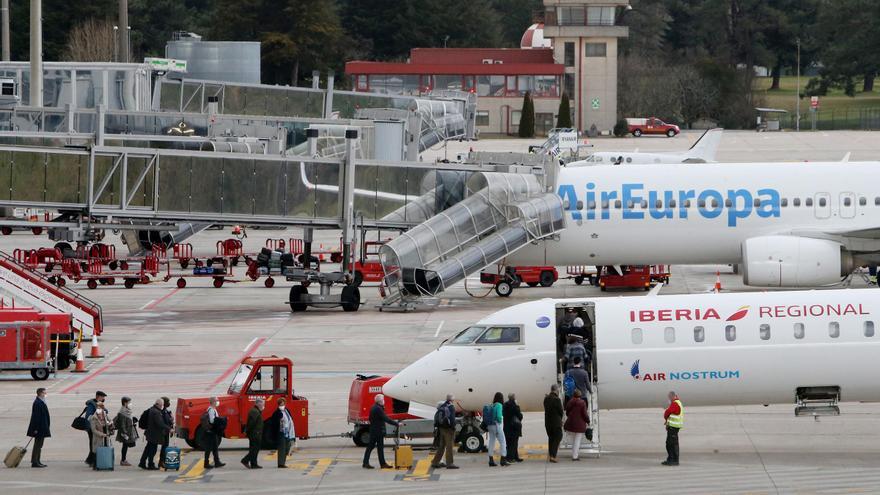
[{"x1": 480, "y1": 265, "x2": 558, "y2": 297}]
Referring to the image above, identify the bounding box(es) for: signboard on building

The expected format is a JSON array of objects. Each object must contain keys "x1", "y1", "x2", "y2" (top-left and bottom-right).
[
  {"x1": 145, "y1": 57, "x2": 188, "y2": 73},
  {"x1": 591, "y1": 97, "x2": 600, "y2": 110},
  {"x1": 557, "y1": 130, "x2": 578, "y2": 150}
]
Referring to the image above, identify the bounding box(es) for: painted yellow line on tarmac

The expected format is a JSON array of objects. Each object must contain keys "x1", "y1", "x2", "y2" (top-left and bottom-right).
[{"x1": 307, "y1": 458, "x2": 333, "y2": 476}]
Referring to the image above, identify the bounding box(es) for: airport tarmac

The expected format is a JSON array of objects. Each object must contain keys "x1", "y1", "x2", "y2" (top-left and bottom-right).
[{"x1": 2, "y1": 130, "x2": 880, "y2": 494}]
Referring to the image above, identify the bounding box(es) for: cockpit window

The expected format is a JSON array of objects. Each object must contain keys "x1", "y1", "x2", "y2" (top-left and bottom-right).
[
  {"x1": 475, "y1": 326, "x2": 522, "y2": 344},
  {"x1": 448, "y1": 326, "x2": 486, "y2": 345}
]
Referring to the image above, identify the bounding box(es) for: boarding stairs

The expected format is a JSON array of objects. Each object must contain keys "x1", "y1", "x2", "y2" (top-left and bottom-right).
[
  {"x1": 378, "y1": 172, "x2": 565, "y2": 308},
  {"x1": 0, "y1": 251, "x2": 103, "y2": 338}
]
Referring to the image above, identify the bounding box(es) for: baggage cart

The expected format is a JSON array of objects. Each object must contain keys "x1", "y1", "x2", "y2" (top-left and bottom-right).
[{"x1": 0, "y1": 321, "x2": 52, "y2": 380}]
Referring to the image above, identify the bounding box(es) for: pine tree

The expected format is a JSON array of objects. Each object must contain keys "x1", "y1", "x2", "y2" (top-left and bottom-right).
[
  {"x1": 518, "y1": 91, "x2": 535, "y2": 138},
  {"x1": 556, "y1": 92, "x2": 573, "y2": 128}
]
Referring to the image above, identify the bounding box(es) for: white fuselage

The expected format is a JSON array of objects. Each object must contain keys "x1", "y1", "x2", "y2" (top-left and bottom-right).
[
  {"x1": 383, "y1": 289, "x2": 880, "y2": 413},
  {"x1": 509, "y1": 162, "x2": 880, "y2": 266}
]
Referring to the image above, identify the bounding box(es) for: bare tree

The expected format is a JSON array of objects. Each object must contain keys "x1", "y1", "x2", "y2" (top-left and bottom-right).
[{"x1": 63, "y1": 18, "x2": 116, "y2": 62}]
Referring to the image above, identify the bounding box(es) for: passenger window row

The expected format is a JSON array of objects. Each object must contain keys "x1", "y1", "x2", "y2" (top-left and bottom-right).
[{"x1": 630, "y1": 321, "x2": 875, "y2": 344}]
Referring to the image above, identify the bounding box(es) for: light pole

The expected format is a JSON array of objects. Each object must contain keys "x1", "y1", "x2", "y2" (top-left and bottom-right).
[{"x1": 796, "y1": 37, "x2": 800, "y2": 132}]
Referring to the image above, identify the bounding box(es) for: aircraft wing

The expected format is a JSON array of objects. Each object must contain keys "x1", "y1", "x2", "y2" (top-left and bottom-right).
[{"x1": 789, "y1": 227, "x2": 880, "y2": 240}]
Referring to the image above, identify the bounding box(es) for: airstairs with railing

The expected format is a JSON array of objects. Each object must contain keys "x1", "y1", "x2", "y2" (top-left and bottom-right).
[{"x1": 378, "y1": 172, "x2": 564, "y2": 308}]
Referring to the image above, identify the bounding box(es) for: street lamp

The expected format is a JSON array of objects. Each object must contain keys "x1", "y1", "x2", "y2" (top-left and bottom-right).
[{"x1": 796, "y1": 37, "x2": 800, "y2": 132}]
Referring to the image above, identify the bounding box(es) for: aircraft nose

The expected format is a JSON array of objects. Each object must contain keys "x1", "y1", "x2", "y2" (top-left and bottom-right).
[{"x1": 382, "y1": 373, "x2": 409, "y2": 401}]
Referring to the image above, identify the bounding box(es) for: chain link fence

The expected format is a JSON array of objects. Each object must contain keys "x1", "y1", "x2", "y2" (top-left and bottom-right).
[{"x1": 786, "y1": 108, "x2": 880, "y2": 130}]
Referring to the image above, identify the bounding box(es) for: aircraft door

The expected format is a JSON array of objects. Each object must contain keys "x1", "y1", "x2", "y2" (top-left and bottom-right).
[
  {"x1": 814, "y1": 193, "x2": 831, "y2": 219},
  {"x1": 839, "y1": 192, "x2": 856, "y2": 219}
]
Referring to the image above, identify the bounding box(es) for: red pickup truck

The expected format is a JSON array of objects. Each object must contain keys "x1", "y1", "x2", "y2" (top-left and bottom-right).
[{"x1": 626, "y1": 117, "x2": 680, "y2": 137}]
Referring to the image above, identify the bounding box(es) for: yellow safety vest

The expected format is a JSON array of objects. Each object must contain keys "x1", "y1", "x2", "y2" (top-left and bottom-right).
[{"x1": 666, "y1": 399, "x2": 684, "y2": 429}]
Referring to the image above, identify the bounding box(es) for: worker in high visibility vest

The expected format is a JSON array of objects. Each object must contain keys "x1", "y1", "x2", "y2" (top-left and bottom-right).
[{"x1": 662, "y1": 391, "x2": 683, "y2": 466}]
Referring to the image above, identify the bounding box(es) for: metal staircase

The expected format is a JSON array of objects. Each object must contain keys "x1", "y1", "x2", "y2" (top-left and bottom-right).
[{"x1": 378, "y1": 172, "x2": 564, "y2": 308}]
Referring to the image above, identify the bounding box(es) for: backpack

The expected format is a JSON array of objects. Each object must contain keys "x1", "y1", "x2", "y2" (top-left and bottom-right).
[
  {"x1": 481, "y1": 404, "x2": 496, "y2": 426},
  {"x1": 138, "y1": 408, "x2": 150, "y2": 430},
  {"x1": 435, "y1": 403, "x2": 454, "y2": 428},
  {"x1": 563, "y1": 374, "x2": 576, "y2": 397}
]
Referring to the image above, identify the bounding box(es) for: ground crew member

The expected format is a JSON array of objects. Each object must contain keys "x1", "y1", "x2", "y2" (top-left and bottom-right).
[
  {"x1": 362, "y1": 394, "x2": 398, "y2": 469},
  {"x1": 662, "y1": 391, "x2": 683, "y2": 466}
]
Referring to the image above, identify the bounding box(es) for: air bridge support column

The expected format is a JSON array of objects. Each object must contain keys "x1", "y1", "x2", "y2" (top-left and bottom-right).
[
  {"x1": 304, "y1": 127, "x2": 320, "y2": 270},
  {"x1": 29, "y1": 0, "x2": 42, "y2": 107},
  {"x1": 341, "y1": 129, "x2": 357, "y2": 274},
  {"x1": 323, "y1": 71, "x2": 334, "y2": 119}
]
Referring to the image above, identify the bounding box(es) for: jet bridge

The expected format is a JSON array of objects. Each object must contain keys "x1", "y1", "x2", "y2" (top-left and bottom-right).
[{"x1": 379, "y1": 171, "x2": 564, "y2": 308}]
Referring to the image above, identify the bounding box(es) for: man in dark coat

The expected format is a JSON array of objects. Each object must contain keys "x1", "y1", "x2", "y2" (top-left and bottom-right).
[
  {"x1": 362, "y1": 394, "x2": 398, "y2": 469},
  {"x1": 241, "y1": 399, "x2": 265, "y2": 469},
  {"x1": 543, "y1": 384, "x2": 564, "y2": 463},
  {"x1": 139, "y1": 398, "x2": 168, "y2": 470},
  {"x1": 158, "y1": 397, "x2": 174, "y2": 469},
  {"x1": 503, "y1": 393, "x2": 524, "y2": 463},
  {"x1": 27, "y1": 387, "x2": 50, "y2": 468}
]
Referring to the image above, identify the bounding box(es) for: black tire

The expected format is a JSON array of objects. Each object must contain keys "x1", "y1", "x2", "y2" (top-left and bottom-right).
[
  {"x1": 179, "y1": 259, "x2": 189, "y2": 269},
  {"x1": 213, "y1": 277, "x2": 224, "y2": 288},
  {"x1": 232, "y1": 256, "x2": 240, "y2": 266},
  {"x1": 108, "y1": 260, "x2": 118, "y2": 271},
  {"x1": 47, "y1": 276, "x2": 56, "y2": 285},
  {"x1": 206, "y1": 259, "x2": 213, "y2": 268},
  {"x1": 30, "y1": 368, "x2": 50, "y2": 380},
  {"x1": 666, "y1": 129, "x2": 676, "y2": 137},
  {"x1": 574, "y1": 276, "x2": 584, "y2": 285},
  {"x1": 353, "y1": 426, "x2": 370, "y2": 447},
  {"x1": 539, "y1": 270, "x2": 555, "y2": 287},
  {"x1": 124, "y1": 278, "x2": 136, "y2": 289},
  {"x1": 352, "y1": 270, "x2": 364, "y2": 287},
  {"x1": 461, "y1": 431, "x2": 485, "y2": 453},
  {"x1": 177, "y1": 278, "x2": 186, "y2": 289},
  {"x1": 184, "y1": 436, "x2": 200, "y2": 450},
  {"x1": 289, "y1": 285, "x2": 309, "y2": 312},
  {"x1": 87, "y1": 279, "x2": 98, "y2": 290},
  {"x1": 633, "y1": 129, "x2": 642, "y2": 137},
  {"x1": 56, "y1": 277, "x2": 66, "y2": 288},
  {"x1": 341, "y1": 285, "x2": 360, "y2": 312},
  {"x1": 495, "y1": 281, "x2": 512, "y2": 297},
  {"x1": 264, "y1": 277, "x2": 275, "y2": 288},
  {"x1": 526, "y1": 281, "x2": 539, "y2": 287},
  {"x1": 44, "y1": 264, "x2": 53, "y2": 273}
]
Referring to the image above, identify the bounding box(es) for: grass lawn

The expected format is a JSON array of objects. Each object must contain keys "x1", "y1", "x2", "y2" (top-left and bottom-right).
[{"x1": 754, "y1": 75, "x2": 880, "y2": 115}]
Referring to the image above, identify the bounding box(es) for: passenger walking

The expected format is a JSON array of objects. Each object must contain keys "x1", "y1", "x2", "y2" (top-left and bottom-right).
[
  {"x1": 113, "y1": 397, "x2": 138, "y2": 466},
  {"x1": 543, "y1": 384, "x2": 563, "y2": 463},
  {"x1": 430, "y1": 394, "x2": 458, "y2": 469},
  {"x1": 484, "y1": 392, "x2": 509, "y2": 467},
  {"x1": 83, "y1": 391, "x2": 106, "y2": 466},
  {"x1": 662, "y1": 391, "x2": 683, "y2": 466},
  {"x1": 563, "y1": 335, "x2": 587, "y2": 371},
  {"x1": 502, "y1": 393, "x2": 523, "y2": 463},
  {"x1": 563, "y1": 389, "x2": 589, "y2": 461},
  {"x1": 564, "y1": 357, "x2": 591, "y2": 404},
  {"x1": 241, "y1": 398, "x2": 265, "y2": 469},
  {"x1": 362, "y1": 394, "x2": 398, "y2": 469},
  {"x1": 26, "y1": 387, "x2": 50, "y2": 468},
  {"x1": 272, "y1": 397, "x2": 296, "y2": 468},
  {"x1": 139, "y1": 398, "x2": 167, "y2": 470},
  {"x1": 201, "y1": 397, "x2": 225, "y2": 469},
  {"x1": 157, "y1": 397, "x2": 173, "y2": 469},
  {"x1": 88, "y1": 403, "x2": 113, "y2": 469}
]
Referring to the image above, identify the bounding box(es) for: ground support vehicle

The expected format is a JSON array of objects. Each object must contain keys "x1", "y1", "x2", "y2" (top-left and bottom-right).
[
  {"x1": 567, "y1": 265, "x2": 598, "y2": 286},
  {"x1": 284, "y1": 268, "x2": 360, "y2": 312},
  {"x1": 175, "y1": 356, "x2": 308, "y2": 450},
  {"x1": 73, "y1": 243, "x2": 120, "y2": 270},
  {"x1": 480, "y1": 265, "x2": 558, "y2": 297},
  {"x1": 172, "y1": 263, "x2": 237, "y2": 289},
  {"x1": 347, "y1": 375, "x2": 485, "y2": 452},
  {"x1": 0, "y1": 320, "x2": 53, "y2": 380},
  {"x1": 172, "y1": 243, "x2": 194, "y2": 269},
  {"x1": 597, "y1": 265, "x2": 670, "y2": 291},
  {"x1": 350, "y1": 240, "x2": 388, "y2": 287},
  {"x1": 626, "y1": 117, "x2": 680, "y2": 137},
  {"x1": 13, "y1": 248, "x2": 64, "y2": 278},
  {"x1": 0, "y1": 209, "x2": 51, "y2": 235}
]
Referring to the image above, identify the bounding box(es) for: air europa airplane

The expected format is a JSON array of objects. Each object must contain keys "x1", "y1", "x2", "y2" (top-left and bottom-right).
[
  {"x1": 568, "y1": 128, "x2": 723, "y2": 166},
  {"x1": 382, "y1": 289, "x2": 878, "y2": 417},
  {"x1": 509, "y1": 161, "x2": 880, "y2": 287}
]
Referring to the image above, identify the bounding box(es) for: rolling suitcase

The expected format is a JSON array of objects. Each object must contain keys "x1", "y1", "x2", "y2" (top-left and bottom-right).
[
  {"x1": 4, "y1": 439, "x2": 31, "y2": 468},
  {"x1": 163, "y1": 445, "x2": 181, "y2": 471},
  {"x1": 394, "y1": 445, "x2": 413, "y2": 469},
  {"x1": 94, "y1": 438, "x2": 114, "y2": 471}
]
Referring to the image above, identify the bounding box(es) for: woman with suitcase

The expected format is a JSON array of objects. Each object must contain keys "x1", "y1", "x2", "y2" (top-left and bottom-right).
[
  {"x1": 113, "y1": 397, "x2": 138, "y2": 467},
  {"x1": 89, "y1": 403, "x2": 114, "y2": 470}
]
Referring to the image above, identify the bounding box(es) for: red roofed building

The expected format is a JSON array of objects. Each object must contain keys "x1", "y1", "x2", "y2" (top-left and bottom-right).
[{"x1": 345, "y1": 1, "x2": 630, "y2": 136}]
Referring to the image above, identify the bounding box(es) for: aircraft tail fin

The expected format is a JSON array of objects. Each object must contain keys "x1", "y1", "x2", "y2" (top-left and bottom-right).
[{"x1": 683, "y1": 128, "x2": 723, "y2": 163}]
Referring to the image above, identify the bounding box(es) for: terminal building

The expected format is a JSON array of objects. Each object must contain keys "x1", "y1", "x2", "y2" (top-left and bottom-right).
[{"x1": 345, "y1": 0, "x2": 630, "y2": 136}]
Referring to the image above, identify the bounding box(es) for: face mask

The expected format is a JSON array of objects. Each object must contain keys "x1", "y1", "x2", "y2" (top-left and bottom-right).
[{"x1": 278, "y1": 406, "x2": 285, "y2": 411}]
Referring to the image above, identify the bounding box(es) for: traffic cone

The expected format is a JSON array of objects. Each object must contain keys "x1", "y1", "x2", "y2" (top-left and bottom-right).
[
  {"x1": 714, "y1": 271, "x2": 722, "y2": 293},
  {"x1": 71, "y1": 348, "x2": 88, "y2": 373},
  {"x1": 87, "y1": 333, "x2": 104, "y2": 358}
]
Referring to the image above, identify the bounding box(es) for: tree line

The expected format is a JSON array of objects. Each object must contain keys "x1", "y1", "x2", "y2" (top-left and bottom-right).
[
  {"x1": 5, "y1": 0, "x2": 877, "y2": 129},
  {"x1": 619, "y1": 0, "x2": 879, "y2": 128}
]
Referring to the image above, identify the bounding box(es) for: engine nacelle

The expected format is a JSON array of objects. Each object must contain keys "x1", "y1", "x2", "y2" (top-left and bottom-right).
[{"x1": 742, "y1": 236, "x2": 853, "y2": 287}]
